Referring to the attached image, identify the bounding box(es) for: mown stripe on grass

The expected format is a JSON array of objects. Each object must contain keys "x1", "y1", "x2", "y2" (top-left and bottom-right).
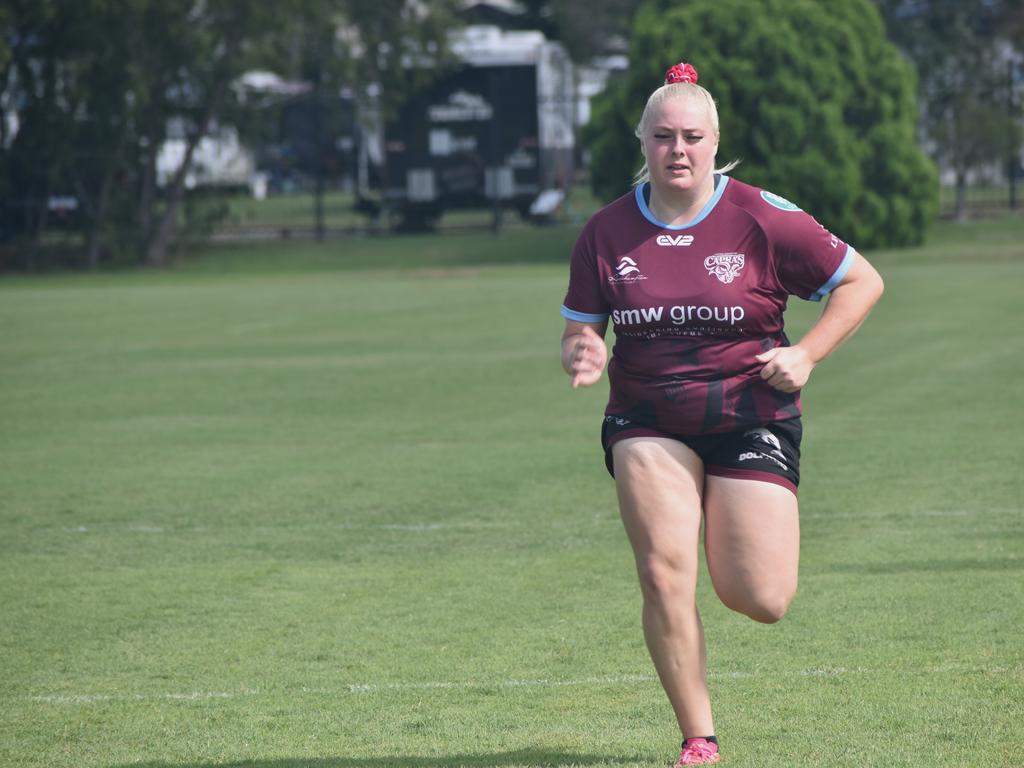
[
  {"x1": 29, "y1": 506, "x2": 1015, "y2": 537},
  {"x1": 24, "y1": 663, "x2": 1021, "y2": 705}
]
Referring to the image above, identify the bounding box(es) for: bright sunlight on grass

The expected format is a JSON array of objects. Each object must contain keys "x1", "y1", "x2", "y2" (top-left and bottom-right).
[{"x1": 1, "y1": 214, "x2": 1022, "y2": 767}]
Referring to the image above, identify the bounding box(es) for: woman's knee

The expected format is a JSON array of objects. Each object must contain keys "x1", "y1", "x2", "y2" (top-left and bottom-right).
[
  {"x1": 635, "y1": 554, "x2": 695, "y2": 605},
  {"x1": 717, "y1": 583, "x2": 796, "y2": 624}
]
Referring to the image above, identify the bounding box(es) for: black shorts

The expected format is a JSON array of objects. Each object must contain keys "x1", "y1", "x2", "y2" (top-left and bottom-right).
[{"x1": 600, "y1": 415, "x2": 802, "y2": 494}]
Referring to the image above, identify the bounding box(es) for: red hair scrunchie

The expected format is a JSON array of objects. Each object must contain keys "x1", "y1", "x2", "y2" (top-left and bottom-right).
[{"x1": 665, "y1": 63, "x2": 699, "y2": 85}]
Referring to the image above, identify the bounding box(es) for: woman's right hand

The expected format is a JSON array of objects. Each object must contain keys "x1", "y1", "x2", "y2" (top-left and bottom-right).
[{"x1": 562, "y1": 324, "x2": 608, "y2": 389}]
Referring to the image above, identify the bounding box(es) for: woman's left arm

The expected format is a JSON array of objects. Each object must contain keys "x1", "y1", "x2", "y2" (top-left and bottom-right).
[{"x1": 757, "y1": 252, "x2": 885, "y2": 393}]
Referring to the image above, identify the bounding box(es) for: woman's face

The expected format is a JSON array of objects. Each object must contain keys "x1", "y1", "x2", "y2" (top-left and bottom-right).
[{"x1": 641, "y1": 96, "x2": 719, "y2": 197}]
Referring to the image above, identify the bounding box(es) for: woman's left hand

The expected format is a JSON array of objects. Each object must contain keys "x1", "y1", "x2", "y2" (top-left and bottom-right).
[{"x1": 755, "y1": 345, "x2": 814, "y2": 393}]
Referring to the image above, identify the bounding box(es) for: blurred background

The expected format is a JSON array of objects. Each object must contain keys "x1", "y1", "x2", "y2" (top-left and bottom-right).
[{"x1": 0, "y1": 0, "x2": 1021, "y2": 270}]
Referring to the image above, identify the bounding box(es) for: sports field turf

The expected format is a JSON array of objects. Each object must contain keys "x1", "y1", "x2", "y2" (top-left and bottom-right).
[{"x1": 1, "y1": 214, "x2": 1022, "y2": 767}]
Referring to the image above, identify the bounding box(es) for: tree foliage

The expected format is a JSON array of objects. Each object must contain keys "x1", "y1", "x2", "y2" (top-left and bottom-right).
[
  {"x1": 514, "y1": 0, "x2": 642, "y2": 62},
  {"x1": 875, "y1": 0, "x2": 1023, "y2": 220},
  {"x1": 587, "y1": 0, "x2": 938, "y2": 248},
  {"x1": 0, "y1": 0, "x2": 454, "y2": 268},
  {"x1": 334, "y1": 0, "x2": 458, "y2": 111}
]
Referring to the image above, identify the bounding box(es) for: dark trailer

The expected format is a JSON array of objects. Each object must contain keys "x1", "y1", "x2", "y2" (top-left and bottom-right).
[{"x1": 376, "y1": 26, "x2": 574, "y2": 227}]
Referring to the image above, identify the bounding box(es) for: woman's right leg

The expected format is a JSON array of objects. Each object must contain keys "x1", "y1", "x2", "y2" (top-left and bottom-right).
[{"x1": 612, "y1": 436, "x2": 712, "y2": 739}]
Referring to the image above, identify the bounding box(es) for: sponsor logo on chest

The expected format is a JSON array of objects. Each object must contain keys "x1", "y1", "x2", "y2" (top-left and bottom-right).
[{"x1": 608, "y1": 256, "x2": 648, "y2": 283}]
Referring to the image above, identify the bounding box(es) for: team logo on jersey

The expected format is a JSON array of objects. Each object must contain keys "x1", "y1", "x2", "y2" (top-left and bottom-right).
[
  {"x1": 704, "y1": 252, "x2": 745, "y2": 284},
  {"x1": 656, "y1": 234, "x2": 694, "y2": 247},
  {"x1": 608, "y1": 256, "x2": 647, "y2": 283},
  {"x1": 760, "y1": 190, "x2": 801, "y2": 211}
]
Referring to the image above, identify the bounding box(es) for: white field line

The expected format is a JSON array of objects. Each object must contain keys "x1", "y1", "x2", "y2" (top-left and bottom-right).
[
  {"x1": 23, "y1": 664, "x2": 1018, "y2": 705},
  {"x1": 55, "y1": 521, "x2": 524, "y2": 535},
  {"x1": 27, "y1": 689, "x2": 262, "y2": 704},
  {"x1": 801, "y1": 509, "x2": 984, "y2": 521}
]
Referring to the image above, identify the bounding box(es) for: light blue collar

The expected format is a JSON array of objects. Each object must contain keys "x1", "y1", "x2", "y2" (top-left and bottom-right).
[{"x1": 635, "y1": 174, "x2": 730, "y2": 230}]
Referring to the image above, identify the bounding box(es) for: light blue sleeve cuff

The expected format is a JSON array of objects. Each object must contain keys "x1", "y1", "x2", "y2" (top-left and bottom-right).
[
  {"x1": 560, "y1": 305, "x2": 609, "y2": 323},
  {"x1": 808, "y1": 245, "x2": 856, "y2": 302}
]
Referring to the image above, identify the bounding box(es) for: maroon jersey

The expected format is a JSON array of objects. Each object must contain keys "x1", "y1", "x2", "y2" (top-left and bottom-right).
[{"x1": 561, "y1": 175, "x2": 855, "y2": 434}]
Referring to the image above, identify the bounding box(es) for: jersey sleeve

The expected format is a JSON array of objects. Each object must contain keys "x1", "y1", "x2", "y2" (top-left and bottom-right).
[
  {"x1": 561, "y1": 224, "x2": 610, "y2": 323},
  {"x1": 762, "y1": 196, "x2": 856, "y2": 302}
]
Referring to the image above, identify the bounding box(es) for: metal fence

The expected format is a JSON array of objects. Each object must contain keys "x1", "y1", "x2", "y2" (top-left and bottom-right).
[{"x1": 938, "y1": 179, "x2": 1021, "y2": 219}]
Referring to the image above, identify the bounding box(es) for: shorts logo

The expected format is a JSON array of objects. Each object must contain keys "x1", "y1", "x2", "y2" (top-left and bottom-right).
[
  {"x1": 738, "y1": 450, "x2": 790, "y2": 470},
  {"x1": 760, "y1": 190, "x2": 801, "y2": 211},
  {"x1": 741, "y1": 427, "x2": 788, "y2": 468},
  {"x1": 604, "y1": 415, "x2": 631, "y2": 427},
  {"x1": 744, "y1": 427, "x2": 781, "y2": 452},
  {"x1": 608, "y1": 256, "x2": 647, "y2": 283},
  {"x1": 656, "y1": 234, "x2": 694, "y2": 247},
  {"x1": 704, "y1": 252, "x2": 745, "y2": 284}
]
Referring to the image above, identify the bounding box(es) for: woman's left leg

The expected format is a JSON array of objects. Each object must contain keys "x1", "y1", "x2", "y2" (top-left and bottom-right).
[{"x1": 702, "y1": 477, "x2": 800, "y2": 623}]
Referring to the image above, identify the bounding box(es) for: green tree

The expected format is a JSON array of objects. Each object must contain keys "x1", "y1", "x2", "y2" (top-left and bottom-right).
[
  {"x1": 0, "y1": 1, "x2": 287, "y2": 267},
  {"x1": 67, "y1": 0, "x2": 144, "y2": 268},
  {"x1": 265, "y1": 1, "x2": 458, "y2": 237},
  {"x1": 0, "y1": 0, "x2": 456, "y2": 269},
  {"x1": 136, "y1": 1, "x2": 295, "y2": 267},
  {"x1": 335, "y1": 0, "x2": 458, "y2": 108},
  {"x1": 0, "y1": 6, "x2": 9, "y2": 72},
  {"x1": 515, "y1": 0, "x2": 641, "y2": 62},
  {"x1": 876, "y1": 0, "x2": 1023, "y2": 220},
  {"x1": 587, "y1": 0, "x2": 937, "y2": 247},
  {"x1": 1, "y1": 1, "x2": 108, "y2": 268}
]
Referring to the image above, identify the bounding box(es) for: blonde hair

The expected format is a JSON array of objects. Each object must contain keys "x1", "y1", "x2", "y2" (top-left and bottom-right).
[{"x1": 633, "y1": 82, "x2": 740, "y2": 186}]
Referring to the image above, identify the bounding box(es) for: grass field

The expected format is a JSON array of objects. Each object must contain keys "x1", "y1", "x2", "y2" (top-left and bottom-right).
[
  {"x1": 1, "y1": 214, "x2": 1022, "y2": 767},
  {"x1": 218, "y1": 185, "x2": 600, "y2": 233}
]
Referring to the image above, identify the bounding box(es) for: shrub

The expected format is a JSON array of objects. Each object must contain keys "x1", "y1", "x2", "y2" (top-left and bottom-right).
[{"x1": 587, "y1": 0, "x2": 938, "y2": 247}]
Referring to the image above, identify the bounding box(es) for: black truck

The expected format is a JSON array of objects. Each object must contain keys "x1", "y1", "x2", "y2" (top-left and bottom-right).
[{"x1": 357, "y1": 26, "x2": 575, "y2": 228}]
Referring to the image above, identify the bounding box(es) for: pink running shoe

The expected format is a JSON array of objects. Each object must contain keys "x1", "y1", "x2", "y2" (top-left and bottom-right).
[{"x1": 674, "y1": 737, "x2": 721, "y2": 765}]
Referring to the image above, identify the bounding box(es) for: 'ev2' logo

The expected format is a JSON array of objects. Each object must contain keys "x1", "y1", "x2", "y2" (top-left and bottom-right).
[{"x1": 656, "y1": 234, "x2": 694, "y2": 247}]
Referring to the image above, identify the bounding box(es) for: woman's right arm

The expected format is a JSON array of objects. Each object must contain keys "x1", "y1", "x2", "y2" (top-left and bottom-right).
[{"x1": 561, "y1": 320, "x2": 608, "y2": 389}]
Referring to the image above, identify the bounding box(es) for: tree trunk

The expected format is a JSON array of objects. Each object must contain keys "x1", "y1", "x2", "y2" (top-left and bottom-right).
[
  {"x1": 954, "y1": 170, "x2": 968, "y2": 222},
  {"x1": 76, "y1": 129, "x2": 126, "y2": 269},
  {"x1": 139, "y1": 136, "x2": 157, "y2": 255},
  {"x1": 312, "y1": 60, "x2": 325, "y2": 242},
  {"x1": 144, "y1": 43, "x2": 237, "y2": 267},
  {"x1": 26, "y1": 52, "x2": 58, "y2": 270},
  {"x1": 27, "y1": 191, "x2": 49, "y2": 272},
  {"x1": 85, "y1": 164, "x2": 117, "y2": 269}
]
